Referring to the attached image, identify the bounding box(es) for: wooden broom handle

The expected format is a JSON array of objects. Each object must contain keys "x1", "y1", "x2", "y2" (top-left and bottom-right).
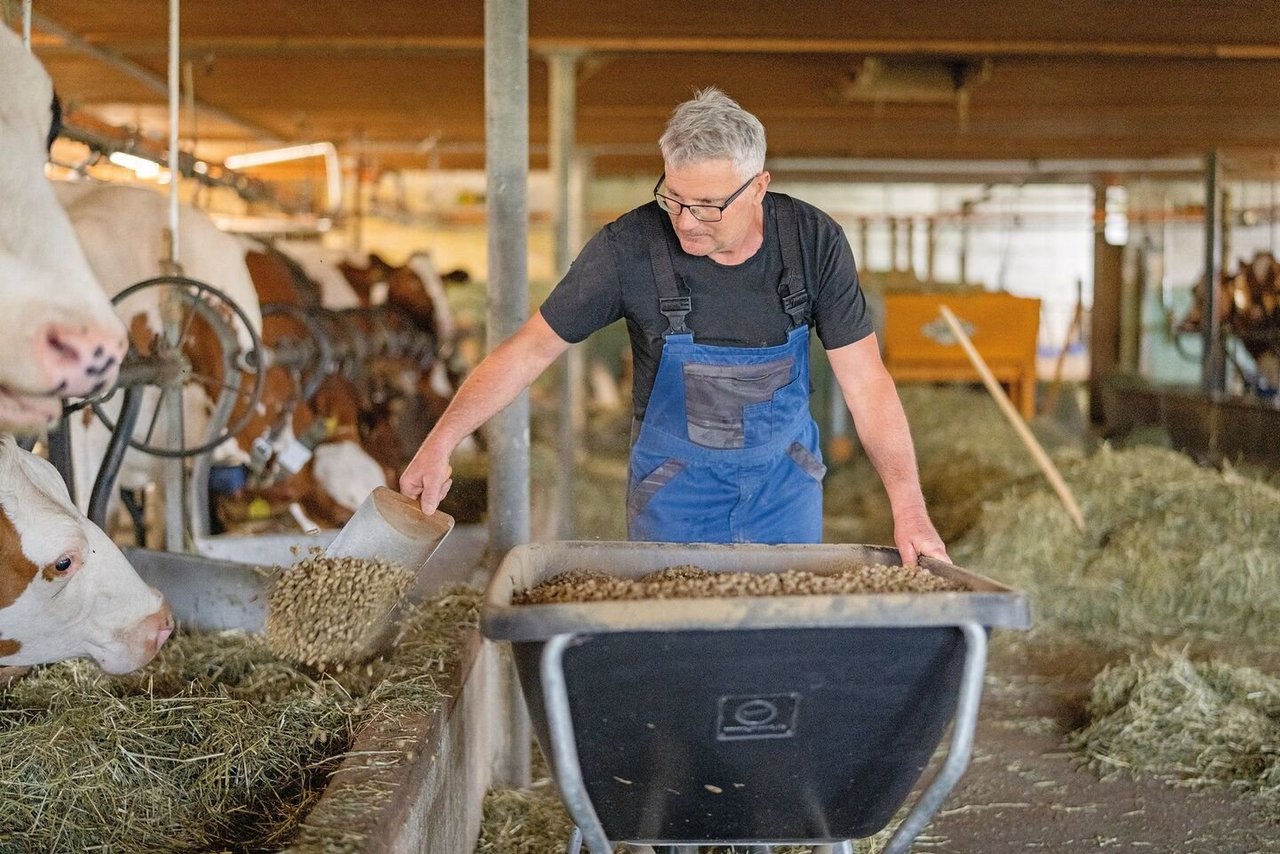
[{"x1": 938, "y1": 305, "x2": 1086, "y2": 533}]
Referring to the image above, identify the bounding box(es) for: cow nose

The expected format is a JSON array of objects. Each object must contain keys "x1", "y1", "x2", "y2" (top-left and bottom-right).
[
  {"x1": 35, "y1": 322, "x2": 127, "y2": 397},
  {"x1": 150, "y1": 603, "x2": 175, "y2": 654}
]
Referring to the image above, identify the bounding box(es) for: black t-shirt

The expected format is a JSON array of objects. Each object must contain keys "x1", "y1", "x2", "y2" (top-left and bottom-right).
[{"x1": 539, "y1": 192, "x2": 873, "y2": 419}]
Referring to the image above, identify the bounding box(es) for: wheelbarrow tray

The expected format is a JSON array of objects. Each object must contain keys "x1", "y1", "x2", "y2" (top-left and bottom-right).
[{"x1": 481, "y1": 541, "x2": 1030, "y2": 848}]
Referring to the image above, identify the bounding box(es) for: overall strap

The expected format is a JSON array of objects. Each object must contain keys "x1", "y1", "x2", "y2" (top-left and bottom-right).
[
  {"x1": 644, "y1": 205, "x2": 692, "y2": 335},
  {"x1": 773, "y1": 194, "x2": 810, "y2": 329}
]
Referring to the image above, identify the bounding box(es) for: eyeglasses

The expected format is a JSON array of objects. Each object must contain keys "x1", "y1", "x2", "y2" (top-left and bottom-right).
[{"x1": 653, "y1": 172, "x2": 759, "y2": 222}]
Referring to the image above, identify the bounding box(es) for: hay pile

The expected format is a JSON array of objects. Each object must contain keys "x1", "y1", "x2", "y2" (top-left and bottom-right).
[
  {"x1": 952, "y1": 444, "x2": 1280, "y2": 644},
  {"x1": 0, "y1": 587, "x2": 480, "y2": 853},
  {"x1": 826, "y1": 385, "x2": 1083, "y2": 542},
  {"x1": 1072, "y1": 648, "x2": 1280, "y2": 819}
]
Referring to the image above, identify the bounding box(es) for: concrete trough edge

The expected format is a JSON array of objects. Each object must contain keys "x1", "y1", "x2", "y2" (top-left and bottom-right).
[{"x1": 295, "y1": 630, "x2": 519, "y2": 854}]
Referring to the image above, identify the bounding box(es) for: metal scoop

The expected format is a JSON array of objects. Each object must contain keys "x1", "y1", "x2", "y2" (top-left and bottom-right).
[{"x1": 323, "y1": 486, "x2": 455, "y2": 573}]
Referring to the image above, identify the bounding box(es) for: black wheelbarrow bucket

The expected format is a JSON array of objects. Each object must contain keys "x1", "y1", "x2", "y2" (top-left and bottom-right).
[{"x1": 481, "y1": 541, "x2": 1031, "y2": 854}]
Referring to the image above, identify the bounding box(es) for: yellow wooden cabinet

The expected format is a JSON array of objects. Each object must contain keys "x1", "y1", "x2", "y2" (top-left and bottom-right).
[{"x1": 882, "y1": 292, "x2": 1041, "y2": 419}]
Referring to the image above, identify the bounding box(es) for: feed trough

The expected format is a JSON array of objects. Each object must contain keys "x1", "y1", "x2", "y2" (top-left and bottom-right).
[{"x1": 482, "y1": 541, "x2": 1031, "y2": 854}]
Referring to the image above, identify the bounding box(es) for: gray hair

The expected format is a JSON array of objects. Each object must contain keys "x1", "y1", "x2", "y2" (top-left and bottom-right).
[{"x1": 658, "y1": 87, "x2": 766, "y2": 179}]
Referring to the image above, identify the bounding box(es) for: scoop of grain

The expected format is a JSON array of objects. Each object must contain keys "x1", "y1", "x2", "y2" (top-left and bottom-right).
[{"x1": 265, "y1": 555, "x2": 415, "y2": 668}]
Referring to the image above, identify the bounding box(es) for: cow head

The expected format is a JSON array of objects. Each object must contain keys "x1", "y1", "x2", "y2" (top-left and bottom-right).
[
  {"x1": 0, "y1": 435, "x2": 172, "y2": 673},
  {"x1": 0, "y1": 27, "x2": 128, "y2": 432}
]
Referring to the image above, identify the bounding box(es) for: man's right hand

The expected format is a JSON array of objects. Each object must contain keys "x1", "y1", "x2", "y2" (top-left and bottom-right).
[{"x1": 399, "y1": 440, "x2": 454, "y2": 515}]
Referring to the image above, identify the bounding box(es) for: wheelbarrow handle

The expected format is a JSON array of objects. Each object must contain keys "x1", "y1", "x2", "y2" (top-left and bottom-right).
[{"x1": 541, "y1": 633, "x2": 614, "y2": 854}]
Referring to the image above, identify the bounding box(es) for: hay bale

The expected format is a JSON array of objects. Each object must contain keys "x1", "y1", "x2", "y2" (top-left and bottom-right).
[
  {"x1": 0, "y1": 587, "x2": 480, "y2": 853},
  {"x1": 1072, "y1": 648, "x2": 1280, "y2": 818},
  {"x1": 952, "y1": 444, "x2": 1280, "y2": 644}
]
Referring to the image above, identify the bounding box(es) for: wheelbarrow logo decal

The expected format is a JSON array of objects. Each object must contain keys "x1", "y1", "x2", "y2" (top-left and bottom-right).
[{"x1": 716, "y1": 693, "x2": 800, "y2": 740}]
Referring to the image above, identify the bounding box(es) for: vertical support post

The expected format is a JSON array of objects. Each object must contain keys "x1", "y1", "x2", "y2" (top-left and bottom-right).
[
  {"x1": 905, "y1": 216, "x2": 917, "y2": 279},
  {"x1": 925, "y1": 217, "x2": 937, "y2": 283},
  {"x1": 549, "y1": 50, "x2": 581, "y2": 540},
  {"x1": 1089, "y1": 181, "x2": 1124, "y2": 425},
  {"x1": 1202, "y1": 151, "x2": 1226, "y2": 394},
  {"x1": 484, "y1": 0, "x2": 531, "y2": 558},
  {"x1": 888, "y1": 215, "x2": 900, "y2": 272},
  {"x1": 163, "y1": 0, "x2": 186, "y2": 552},
  {"x1": 21, "y1": 0, "x2": 32, "y2": 49},
  {"x1": 486, "y1": 0, "x2": 532, "y2": 788}
]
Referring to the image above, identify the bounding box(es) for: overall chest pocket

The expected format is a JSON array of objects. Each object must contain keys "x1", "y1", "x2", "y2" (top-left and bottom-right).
[{"x1": 682, "y1": 356, "x2": 795, "y2": 449}]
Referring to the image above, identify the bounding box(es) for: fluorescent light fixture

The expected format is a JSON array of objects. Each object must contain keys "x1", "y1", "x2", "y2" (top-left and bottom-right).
[
  {"x1": 108, "y1": 151, "x2": 161, "y2": 179},
  {"x1": 224, "y1": 142, "x2": 342, "y2": 213}
]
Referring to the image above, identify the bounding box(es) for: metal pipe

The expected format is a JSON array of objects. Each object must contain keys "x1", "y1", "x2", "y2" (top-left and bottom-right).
[
  {"x1": 925, "y1": 217, "x2": 937, "y2": 282},
  {"x1": 548, "y1": 50, "x2": 580, "y2": 540},
  {"x1": 162, "y1": 0, "x2": 186, "y2": 552},
  {"x1": 888, "y1": 214, "x2": 900, "y2": 271},
  {"x1": 85, "y1": 32, "x2": 1280, "y2": 61},
  {"x1": 167, "y1": 0, "x2": 180, "y2": 265},
  {"x1": 541, "y1": 634, "x2": 612, "y2": 854},
  {"x1": 88, "y1": 387, "x2": 144, "y2": 530},
  {"x1": 47, "y1": 415, "x2": 75, "y2": 501},
  {"x1": 1202, "y1": 151, "x2": 1226, "y2": 394},
  {"x1": 484, "y1": 0, "x2": 531, "y2": 558},
  {"x1": 768, "y1": 155, "x2": 1207, "y2": 177},
  {"x1": 21, "y1": 0, "x2": 31, "y2": 49}
]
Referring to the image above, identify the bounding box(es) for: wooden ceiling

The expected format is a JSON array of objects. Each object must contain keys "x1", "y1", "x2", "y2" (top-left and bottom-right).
[{"x1": 16, "y1": 1, "x2": 1280, "y2": 181}]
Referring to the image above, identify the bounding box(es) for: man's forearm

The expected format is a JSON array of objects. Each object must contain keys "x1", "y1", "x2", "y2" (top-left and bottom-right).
[
  {"x1": 845, "y1": 373, "x2": 928, "y2": 516},
  {"x1": 426, "y1": 314, "x2": 569, "y2": 454}
]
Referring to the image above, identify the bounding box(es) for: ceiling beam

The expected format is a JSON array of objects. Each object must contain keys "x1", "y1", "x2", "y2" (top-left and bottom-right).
[{"x1": 36, "y1": 34, "x2": 1280, "y2": 61}]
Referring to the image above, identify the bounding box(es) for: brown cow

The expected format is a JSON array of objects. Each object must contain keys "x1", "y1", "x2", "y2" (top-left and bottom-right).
[{"x1": 216, "y1": 241, "x2": 389, "y2": 531}]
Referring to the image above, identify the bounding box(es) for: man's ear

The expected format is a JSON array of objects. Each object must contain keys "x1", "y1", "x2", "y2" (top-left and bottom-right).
[{"x1": 757, "y1": 171, "x2": 771, "y2": 197}]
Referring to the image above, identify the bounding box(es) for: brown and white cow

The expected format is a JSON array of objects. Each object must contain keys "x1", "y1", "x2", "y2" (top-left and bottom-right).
[
  {"x1": 0, "y1": 434, "x2": 171, "y2": 672},
  {"x1": 0, "y1": 27, "x2": 127, "y2": 431},
  {"x1": 50, "y1": 183, "x2": 264, "y2": 529},
  {"x1": 48, "y1": 191, "x2": 386, "y2": 537}
]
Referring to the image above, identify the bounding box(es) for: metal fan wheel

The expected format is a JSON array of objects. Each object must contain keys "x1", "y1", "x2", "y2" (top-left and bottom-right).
[{"x1": 93, "y1": 275, "x2": 265, "y2": 458}]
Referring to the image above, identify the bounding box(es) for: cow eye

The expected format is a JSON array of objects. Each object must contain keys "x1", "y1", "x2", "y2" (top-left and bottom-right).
[{"x1": 54, "y1": 555, "x2": 74, "y2": 572}]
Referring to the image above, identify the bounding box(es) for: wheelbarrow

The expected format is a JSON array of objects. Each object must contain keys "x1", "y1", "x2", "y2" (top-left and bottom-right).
[{"x1": 482, "y1": 541, "x2": 1031, "y2": 854}]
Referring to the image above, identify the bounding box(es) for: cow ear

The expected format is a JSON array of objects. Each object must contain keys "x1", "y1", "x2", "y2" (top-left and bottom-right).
[{"x1": 12, "y1": 446, "x2": 76, "y2": 513}]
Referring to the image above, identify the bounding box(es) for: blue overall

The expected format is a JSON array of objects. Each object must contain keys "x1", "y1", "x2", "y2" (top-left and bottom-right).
[{"x1": 627, "y1": 195, "x2": 827, "y2": 544}]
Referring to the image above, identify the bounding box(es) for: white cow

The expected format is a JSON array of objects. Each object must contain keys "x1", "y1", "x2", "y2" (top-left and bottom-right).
[
  {"x1": 0, "y1": 434, "x2": 172, "y2": 672},
  {"x1": 0, "y1": 27, "x2": 128, "y2": 431}
]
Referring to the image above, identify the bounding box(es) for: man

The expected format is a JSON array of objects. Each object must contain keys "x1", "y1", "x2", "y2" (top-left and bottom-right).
[{"x1": 400, "y1": 87, "x2": 947, "y2": 564}]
